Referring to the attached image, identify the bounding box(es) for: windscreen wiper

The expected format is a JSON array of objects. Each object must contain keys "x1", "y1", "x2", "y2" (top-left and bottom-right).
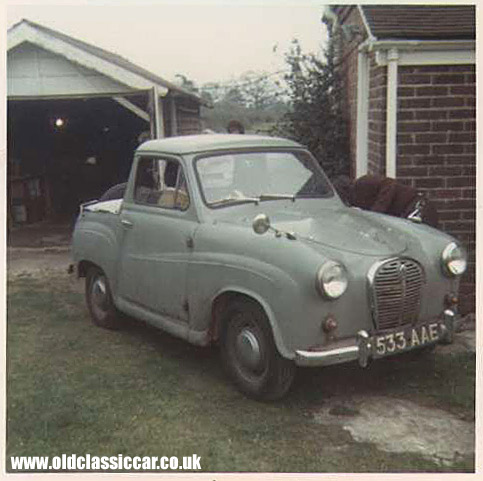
[
  {"x1": 210, "y1": 193, "x2": 296, "y2": 207},
  {"x1": 210, "y1": 196, "x2": 260, "y2": 207},
  {"x1": 258, "y1": 194, "x2": 296, "y2": 202}
]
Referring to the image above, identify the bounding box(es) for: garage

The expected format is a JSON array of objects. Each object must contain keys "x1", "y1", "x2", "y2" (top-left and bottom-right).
[{"x1": 7, "y1": 19, "x2": 204, "y2": 224}]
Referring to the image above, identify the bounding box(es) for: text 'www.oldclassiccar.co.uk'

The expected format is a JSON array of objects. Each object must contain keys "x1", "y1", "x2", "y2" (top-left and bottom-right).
[{"x1": 10, "y1": 454, "x2": 201, "y2": 471}]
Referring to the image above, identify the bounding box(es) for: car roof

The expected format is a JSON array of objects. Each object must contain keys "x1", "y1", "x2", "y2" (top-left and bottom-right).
[{"x1": 136, "y1": 134, "x2": 303, "y2": 155}]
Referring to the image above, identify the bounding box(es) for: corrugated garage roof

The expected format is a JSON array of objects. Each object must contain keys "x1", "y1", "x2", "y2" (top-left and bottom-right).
[{"x1": 360, "y1": 5, "x2": 476, "y2": 40}]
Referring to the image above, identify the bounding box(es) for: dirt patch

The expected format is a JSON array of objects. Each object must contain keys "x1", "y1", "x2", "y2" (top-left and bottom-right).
[
  {"x1": 8, "y1": 221, "x2": 73, "y2": 248},
  {"x1": 313, "y1": 395, "x2": 474, "y2": 466},
  {"x1": 7, "y1": 247, "x2": 85, "y2": 294},
  {"x1": 7, "y1": 248, "x2": 72, "y2": 278}
]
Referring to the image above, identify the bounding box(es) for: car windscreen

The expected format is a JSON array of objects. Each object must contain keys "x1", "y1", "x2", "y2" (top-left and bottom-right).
[{"x1": 195, "y1": 150, "x2": 334, "y2": 207}]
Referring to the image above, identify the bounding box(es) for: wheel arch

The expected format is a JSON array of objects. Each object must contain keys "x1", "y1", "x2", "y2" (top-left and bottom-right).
[
  {"x1": 209, "y1": 287, "x2": 292, "y2": 359},
  {"x1": 77, "y1": 259, "x2": 100, "y2": 278}
]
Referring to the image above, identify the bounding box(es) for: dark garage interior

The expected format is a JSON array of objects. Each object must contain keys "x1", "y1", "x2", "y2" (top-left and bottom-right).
[{"x1": 8, "y1": 95, "x2": 149, "y2": 224}]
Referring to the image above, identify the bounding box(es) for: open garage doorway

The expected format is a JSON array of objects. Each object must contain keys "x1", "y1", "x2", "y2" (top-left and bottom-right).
[{"x1": 8, "y1": 95, "x2": 149, "y2": 224}]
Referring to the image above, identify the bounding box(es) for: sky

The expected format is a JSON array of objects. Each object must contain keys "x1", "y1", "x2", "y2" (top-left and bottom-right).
[{"x1": 5, "y1": 0, "x2": 328, "y2": 87}]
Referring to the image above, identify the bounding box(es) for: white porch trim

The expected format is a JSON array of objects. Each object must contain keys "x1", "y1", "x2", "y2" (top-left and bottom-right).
[
  {"x1": 375, "y1": 48, "x2": 475, "y2": 66},
  {"x1": 385, "y1": 49, "x2": 399, "y2": 178},
  {"x1": 372, "y1": 40, "x2": 475, "y2": 66},
  {"x1": 356, "y1": 47, "x2": 369, "y2": 177}
]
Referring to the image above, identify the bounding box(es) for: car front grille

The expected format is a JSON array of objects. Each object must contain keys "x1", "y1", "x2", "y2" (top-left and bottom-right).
[{"x1": 369, "y1": 258, "x2": 425, "y2": 331}]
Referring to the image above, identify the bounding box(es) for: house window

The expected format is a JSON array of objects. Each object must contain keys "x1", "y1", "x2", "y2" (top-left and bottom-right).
[{"x1": 134, "y1": 157, "x2": 190, "y2": 211}]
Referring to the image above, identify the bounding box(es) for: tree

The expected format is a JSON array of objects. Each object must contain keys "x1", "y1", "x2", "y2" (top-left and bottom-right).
[
  {"x1": 237, "y1": 71, "x2": 281, "y2": 110},
  {"x1": 274, "y1": 18, "x2": 350, "y2": 179},
  {"x1": 223, "y1": 86, "x2": 245, "y2": 105},
  {"x1": 200, "y1": 71, "x2": 289, "y2": 133}
]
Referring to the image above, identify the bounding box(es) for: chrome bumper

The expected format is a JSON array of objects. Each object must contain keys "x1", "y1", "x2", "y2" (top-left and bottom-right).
[{"x1": 294, "y1": 309, "x2": 456, "y2": 368}]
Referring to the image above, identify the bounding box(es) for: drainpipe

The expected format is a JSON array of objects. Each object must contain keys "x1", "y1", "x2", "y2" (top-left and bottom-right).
[
  {"x1": 385, "y1": 48, "x2": 399, "y2": 178},
  {"x1": 356, "y1": 43, "x2": 370, "y2": 177}
]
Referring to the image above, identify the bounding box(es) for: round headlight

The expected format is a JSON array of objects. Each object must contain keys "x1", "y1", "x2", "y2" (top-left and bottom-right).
[
  {"x1": 316, "y1": 261, "x2": 348, "y2": 299},
  {"x1": 441, "y1": 242, "x2": 467, "y2": 276}
]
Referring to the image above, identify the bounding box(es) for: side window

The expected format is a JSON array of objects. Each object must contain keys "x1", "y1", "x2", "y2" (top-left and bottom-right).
[{"x1": 134, "y1": 157, "x2": 190, "y2": 211}]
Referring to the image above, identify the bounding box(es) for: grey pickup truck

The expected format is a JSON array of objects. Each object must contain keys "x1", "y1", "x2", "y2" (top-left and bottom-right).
[{"x1": 72, "y1": 134, "x2": 466, "y2": 400}]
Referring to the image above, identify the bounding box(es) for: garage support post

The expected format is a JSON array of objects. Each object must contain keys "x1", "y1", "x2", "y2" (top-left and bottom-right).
[{"x1": 150, "y1": 85, "x2": 165, "y2": 139}]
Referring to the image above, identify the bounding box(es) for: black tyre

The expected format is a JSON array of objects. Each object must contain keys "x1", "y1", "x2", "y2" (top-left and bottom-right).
[
  {"x1": 85, "y1": 267, "x2": 121, "y2": 330},
  {"x1": 220, "y1": 299, "x2": 295, "y2": 401}
]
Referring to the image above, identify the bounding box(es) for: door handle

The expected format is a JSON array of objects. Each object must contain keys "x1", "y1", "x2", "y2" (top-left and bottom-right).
[{"x1": 121, "y1": 219, "x2": 133, "y2": 228}]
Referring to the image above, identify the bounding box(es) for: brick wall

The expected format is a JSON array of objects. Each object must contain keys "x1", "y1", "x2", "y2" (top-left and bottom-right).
[
  {"x1": 396, "y1": 64, "x2": 476, "y2": 312},
  {"x1": 337, "y1": 7, "x2": 388, "y2": 177},
  {"x1": 337, "y1": 7, "x2": 367, "y2": 177},
  {"x1": 367, "y1": 56, "x2": 387, "y2": 175},
  {"x1": 335, "y1": 6, "x2": 476, "y2": 312}
]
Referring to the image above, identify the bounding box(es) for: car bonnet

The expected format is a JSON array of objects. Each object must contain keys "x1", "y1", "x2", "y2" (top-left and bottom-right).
[{"x1": 269, "y1": 207, "x2": 408, "y2": 256}]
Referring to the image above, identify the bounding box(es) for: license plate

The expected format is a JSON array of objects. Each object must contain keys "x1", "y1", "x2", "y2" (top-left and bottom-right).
[{"x1": 372, "y1": 322, "x2": 440, "y2": 358}]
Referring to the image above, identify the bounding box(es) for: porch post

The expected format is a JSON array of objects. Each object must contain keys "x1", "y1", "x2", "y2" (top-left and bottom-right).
[
  {"x1": 151, "y1": 85, "x2": 165, "y2": 139},
  {"x1": 385, "y1": 48, "x2": 399, "y2": 178},
  {"x1": 356, "y1": 47, "x2": 369, "y2": 177}
]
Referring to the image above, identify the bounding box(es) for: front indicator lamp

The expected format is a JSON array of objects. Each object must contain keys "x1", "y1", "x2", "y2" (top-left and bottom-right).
[{"x1": 323, "y1": 316, "x2": 338, "y2": 332}]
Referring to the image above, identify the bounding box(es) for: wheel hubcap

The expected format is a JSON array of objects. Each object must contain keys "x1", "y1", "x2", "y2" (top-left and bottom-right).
[
  {"x1": 92, "y1": 276, "x2": 108, "y2": 314},
  {"x1": 236, "y1": 328, "x2": 262, "y2": 371}
]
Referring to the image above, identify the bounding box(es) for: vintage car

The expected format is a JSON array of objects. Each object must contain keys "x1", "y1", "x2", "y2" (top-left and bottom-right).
[{"x1": 71, "y1": 134, "x2": 466, "y2": 400}]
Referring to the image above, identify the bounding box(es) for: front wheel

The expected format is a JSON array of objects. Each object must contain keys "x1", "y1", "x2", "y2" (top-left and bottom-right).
[
  {"x1": 85, "y1": 267, "x2": 122, "y2": 330},
  {"x1": 220, "y1": 299, "x2": 295, "y2": 401}
]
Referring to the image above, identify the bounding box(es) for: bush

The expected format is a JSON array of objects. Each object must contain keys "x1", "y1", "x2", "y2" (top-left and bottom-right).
[{"x1": 274, "y1": 20, "x2": 350, "y2": 179}]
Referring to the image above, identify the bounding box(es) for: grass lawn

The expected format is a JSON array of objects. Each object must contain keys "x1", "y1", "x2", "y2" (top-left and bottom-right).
[{"x1": 7, "y1": 274, "x2": 475, "y2": 472}]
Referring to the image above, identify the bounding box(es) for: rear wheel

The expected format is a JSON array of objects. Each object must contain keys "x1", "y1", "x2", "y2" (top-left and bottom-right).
[
  {"x1": 85, "y1": 267, "x2": 121, "y2": 329},
  {"x1": 220, "y1": 299, "x2": 295, "y2": 401}
]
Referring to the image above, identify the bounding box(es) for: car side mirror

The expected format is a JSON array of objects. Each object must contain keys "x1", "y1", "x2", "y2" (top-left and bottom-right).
[{"x1": 252, "y1": 214, "x2": 271, "y2": 235}]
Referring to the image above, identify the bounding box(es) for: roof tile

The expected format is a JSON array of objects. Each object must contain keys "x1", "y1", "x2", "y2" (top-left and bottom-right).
[{"x1": 361, "y1": 5, "x2": 475, "y2": 40}]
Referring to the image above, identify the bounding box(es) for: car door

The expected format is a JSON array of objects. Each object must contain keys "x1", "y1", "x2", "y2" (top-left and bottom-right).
[{"x1": 116, "y1": 155, "x2": 196, "y2": 323}]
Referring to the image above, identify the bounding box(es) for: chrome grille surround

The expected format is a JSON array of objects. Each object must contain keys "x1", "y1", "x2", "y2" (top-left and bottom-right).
[{"x1": 367, "y1": 257, "x2": 425, "y2": 331}]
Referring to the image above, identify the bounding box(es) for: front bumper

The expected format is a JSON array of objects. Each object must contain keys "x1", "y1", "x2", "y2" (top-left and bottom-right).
[{"x1": 294, "y1": 309, "x2": 457, "y2": 368}]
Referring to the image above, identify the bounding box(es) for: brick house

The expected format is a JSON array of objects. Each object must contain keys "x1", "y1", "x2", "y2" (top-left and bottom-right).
[{"x1": 327, "y1": 5, "x2": 476, "y2": 313}]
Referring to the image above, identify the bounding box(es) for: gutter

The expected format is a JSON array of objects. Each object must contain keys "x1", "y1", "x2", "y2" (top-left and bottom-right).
[{"x1": 368, "y1": 39, "x2": 475, "y2": 52}]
